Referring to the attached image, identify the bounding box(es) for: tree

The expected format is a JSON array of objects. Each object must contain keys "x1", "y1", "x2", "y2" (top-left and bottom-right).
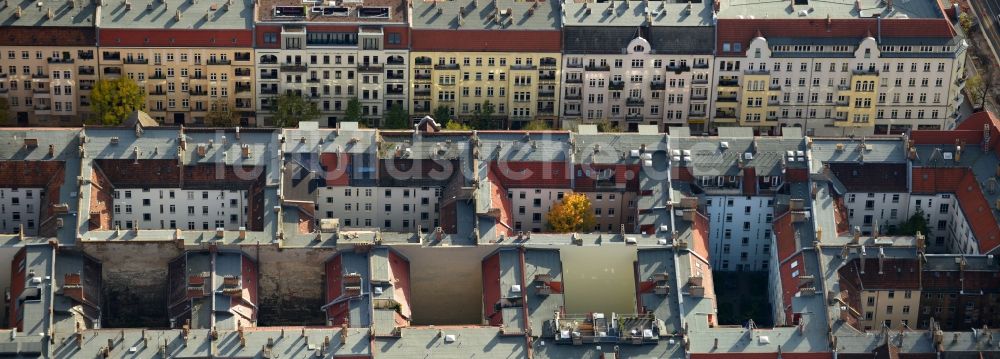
[
  {"x1": 90, "y1": 77, "x2": 145, "y2": 126},
  {"x1": 523, "y1": 120, "x2": 552, "y2": 130},
  {"x1": 546, "y1": 193, "x2": 596, "y2": 233},
  {"x1": 272, "y1": 92, "x2": 320, "y2": 128},
  {"x1": 443, "y1": 121, "x2": 472, "y2": 131},
  {"x1": 966, "y1": 71, "x2": 997, "y2": 110},
  {"x1": 206, "y1": 99, "x2": 238, "y2": 127},
  {"x1": 384, "y1": 104, "x2": 410, "y2": 129},
  {"x1": 959, "y1": 13, "x2": 975, "y2": 35},
  {"x1": 433, "y1": 105, "x2": 452, "y2": 125},
  {"x1": 472, "y1": 100, "x2": 497, "y2": 129},
  {"x1": 889, "y1": 209, "x2": 930, "y2": 237},
  {"x1": 0, "y1": 98, "x2": 8, "y2": 126},
  {"x1": 596, "y1": 119, "x2": 621, "y2": 133},
  {"x1": 344, "y1": 97, "x2": 362, "y2": 123}
]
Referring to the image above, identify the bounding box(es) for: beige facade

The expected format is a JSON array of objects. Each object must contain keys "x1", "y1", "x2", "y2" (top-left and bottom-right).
[
  {"x1": 859, "y1": 289, "x2": 921, "y2": 331},
  {"x1": 0, "y1": 46, "x2": 98, "y2": 126},
  {"x1": 97, "y1": 48, "x2": 256, "y2": 126}
]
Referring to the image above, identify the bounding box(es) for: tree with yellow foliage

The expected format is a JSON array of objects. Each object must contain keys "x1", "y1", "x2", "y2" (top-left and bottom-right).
[{"x1": 545, "y1": 193, "x2": 596, "y2": 233}]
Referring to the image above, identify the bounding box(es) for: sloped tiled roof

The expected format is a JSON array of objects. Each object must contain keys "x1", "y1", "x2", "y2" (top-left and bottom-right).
[
  {"x1": 716, "y1": 18, "x2": 956, "y2": 56},
  {"x1": 828, "y1": 163, "x2": 908, "y2": 193}
]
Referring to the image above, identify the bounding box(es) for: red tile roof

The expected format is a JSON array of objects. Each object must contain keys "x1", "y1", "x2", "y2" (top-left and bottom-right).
[
  {"x1": 786, "y1": 168, "x2": 810, "y2": 183},
  {"x1": 411, "y1": 30, "x2": 561, "y2": 52},
  {"x1": 689, "y1": 212, "x2": 711, "y2": 260},
  {"x1": 319, "y1": 153, "x2": 351, "y2": 186},
  {"x1": 828, "y1": 163, "x2": 908, "y2": 192},
  {"x1": 716, "y1": 18, "x2": 956, "y2": 57},
  {"x1": 955, "y1": 111, "x2": 1000, "y2": 153},
  {"x1": 778, "y1": 252, "x2": 805, "y2": 325},
  {"x1": 742, "y1": 167, "x2": 757, "y2": 196},
  {"x1": 489, "y1": 161, "x2": 571, "y2": 188},
  {"x1": 911, "y1": 167, "x2": 1000, "y2": 253},
  {"x1": 0, "y1": 27, "x2": 96, "y2": 46},
  {"x1": 487, "y1": 170, "x2": 515, "y2": 238},
  {"x1": 773, "y1": 212, "x2": 799, "y2": 263},
  {"x1": 838, "y1": 258, "x2": 921, "y2": 291},
  {"x1": 573, "y1": 164, "x2": 640, "y2": 192},
  {"x1": 99, "y1": 29, "x2": 254, "y2": 47}
]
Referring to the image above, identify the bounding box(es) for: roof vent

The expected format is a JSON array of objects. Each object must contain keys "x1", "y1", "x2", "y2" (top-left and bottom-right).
[{"x1": 175, "y1": 9, "x2": 181, "y2": 20}]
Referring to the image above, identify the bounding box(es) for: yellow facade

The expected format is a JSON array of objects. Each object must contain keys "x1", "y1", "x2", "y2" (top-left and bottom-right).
[
  {"x1": 737, "y1": 74, "x2": 779, "y2": 128},
  {"x1": 714, "y1": 76, "x2": 740, "y2": 124},
  {"x1": 409, "y1": 52, "x2": 560, "y2": 128},
  {"x1": 858, "y1": 289, "x2": 921, "y2": 331},
  {"x1": 98, "y1": 48, "x2": 256, "y2": 126},
  {"x1": 0, "y1": 46, "x2": 99, "y2": 126},
  {"x1": 834, "y1": 73, "x2": 880, "y2": 128}
]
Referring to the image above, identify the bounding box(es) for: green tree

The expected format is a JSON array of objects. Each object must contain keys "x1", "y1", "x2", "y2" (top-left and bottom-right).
[
  {"x1": 272, "y1": 92, "x2": 320, "y2": 128},
  {"x1": 443, "y1": 121, "x2": 472, "y2": 131},
  {"x1": 433, "y1": 105, "x2": 452, "y2": 126},
  {"x1": 546, "y1": 193, "x2": 596, "y2": 233},
  {"x1": 596, "y1": 119, "x2": 621, "y2": 133},
  {"x1": 384, "y1": 104, "x2": 410, "y2": 129},
  {"x1": 0, "y1": 98, "x2": 9, "y2": 126},
  {"x1": 90, "y1": 77, "x2": 145, "y2": 126},
  {"x1": 959, "y1": 13, "x2": 975, "y2": 35},
  {"x1": 523, "y1": 120, "x2": 552, "y2": 130},
  {"x1": 888, "y1": 209, "x2": 930, "y2": 236},
  {"x1": 344, "y1": 97, "x2": 362, "y2": 123},
  {"x1": 966, "y1": 71, "x2": 997, "y2": 109},
  {"x1": 472, "y1": 100, "x2": 497, "y2": 129},
  {"x1": 206, "y1": 99, "x2": 238, "y2": 127}
]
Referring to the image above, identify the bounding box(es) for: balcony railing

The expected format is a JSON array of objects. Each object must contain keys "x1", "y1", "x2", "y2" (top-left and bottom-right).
[
  {"x1": 236, "y1": 85, "x2": 252, "y2": 93},
  {"x1": 124, "y1": 58, "x2": 148, "y2": 65},
  {"x1": 718, "y1": 79, "x2": 739, "y2": 87},
  {"x1": 566, "y1": 62, "x2": 583, "y2": 68},
  {"x1": 667, "y1": 65, "x2": 691, "y2": 73},
  {"x1": 149, "y1": 90, "x2": 166, "y2": 96},
  {"x1": 78, "y1": 67, "x2": 95, "y2": 76},
  {"x1": 434, "y1": 64, "x2": 460, "y2": 70},
  {"x1": 538, "y1": 90, "x2": 555, "y2": 98},
  {"x1": 358, "y1": 64, "x2": 384, "y2": 73},
  {"x1": 852, "y1": 69, "x2": 880, "y2": 76},
  {"x1": 585, "y1": 65, "x2": 610, "y2": 71},
  {"x1": 189, "y1": 89, "x2": 208, "y2": 96},
  {"x1": 693, "y1": 63, "x2": 710, "y2": 69},
  {"x1": 414, "y1": 73, "x2": 431, "y2": 80},
  {"x1": 387, "y1": 72, "x2": 405, "y2": 80},
  {"x1": 149, "y1": 73, "x2": 166, "y2": 80},
  {"x1": 769, "y1": 84, "x2": 782, "y2": 90},
  {"x1": 235, "y1": 69, "x2": 251, "y2": 77},
  {"x1": 387, "y1": 58, "x2": 405, "y2": 66},
  {"x1": 650, "y1": 81, "x2": 665, "y2": 90},
  {"x1": 565, "y1": 94, "x2": 582, "y2": 100},
  {"x1": 538, "y1": 106, "x2": 555, "y2": 115},
  {"x1": 717, "y1": 96, "x2": 738, "y2": 102},
  {"x1": 48, "y1": 58, "x2": 75, "y2": 64},
  {"x1": 413, "y1": 89, "x2": 431, "y2": 97},
  {"x1": 539, "y1": 74, "x2": 557, "y2": 81},
  {"x1": 626, "y1": 97, "x2": 644, "y2": 106},
  {"x1": 260, "y1": 88, "x2": 278, "y2": 94},
  {"x1": 609, "y1": 81, "x2": 624, "y2": 90},
  {"x1": 565, "y1": 77, "x2": 583, "y2": 84},
  {"x1": 280, "y1": 63, "x2": 307, "y2": 72},
  {"x1": 260, "y1": 73, "x2": 278, "y2": 80},
  {"x1": 743, "y1": 69, "x2": 770, "y2": 75},
  {"x1": 510, "y1": 64, "x2": 537, "y2": 71},
  {"x1": 207, "y1": 59, "x2": 232, "y2": 66},
  {"x1": 103, "y1": 67, "x2": 122, "y2": 75},
  {"x1": 32, "y1": 73, "x2": 49, "y2": 79},
  {"x1": 715, "y1": 111, "x2": 737, "y2": 119}
]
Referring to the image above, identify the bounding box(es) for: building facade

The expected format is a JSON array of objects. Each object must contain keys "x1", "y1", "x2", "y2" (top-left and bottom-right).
[{"x1": 254, "y1": 0, "x2": 410, "y2": 128}]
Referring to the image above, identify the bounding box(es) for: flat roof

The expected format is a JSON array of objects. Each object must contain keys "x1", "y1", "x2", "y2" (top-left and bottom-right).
[
  {"x1": 562, "y1": 0, "x2": 714, "y2": 27},
  {"x1": 257, "y1": 0, "x2": 407, "y2": 23},
  {"x1": 411, "y1": 0, "x2": 561, "y2": 30},
  {"x1": 98, "y1": 0, "x2": 254, "y2": 29},
  {"x1": 0, "y1": 0, "x2": 96, "y2": 27},
  {"x1": 716, "y1": 0, "x2": 945, "y2": 20}
]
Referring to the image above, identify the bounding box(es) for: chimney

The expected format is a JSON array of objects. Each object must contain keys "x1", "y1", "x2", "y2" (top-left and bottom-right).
[
  {"x1": 878, "y1": 247, "x2": 885, "y2": 274},
  {"x1": 14, "y1": 5, "x2": 22, "y2": 18},
  {"x1": 46, "y1": 7, "x2": 53, "y2": 18},
  {"x1": 175, "y1": 9, "x2": 181, "y2": 20},
  {"x1": 858, "y1": 245, "x2": 867, "y2": 274},
  {"x1": 852, "y1": 226, "x2": 861, "y2": 244},
  {"x1": 887, "y1": 0, "x2": 893, "y2": 11},
  {"x1": 48, "y1": 144, "x2": 54, "y2": 157}
]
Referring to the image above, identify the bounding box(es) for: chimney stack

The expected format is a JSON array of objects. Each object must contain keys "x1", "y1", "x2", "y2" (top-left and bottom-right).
[{"x1": 878, "y1": 247, "x2": 885, "y2": 274}]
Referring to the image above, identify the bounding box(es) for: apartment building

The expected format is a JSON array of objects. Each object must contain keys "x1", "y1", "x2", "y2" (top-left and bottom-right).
[
  {"x1": 109, "y1": 188, "x2": 249, "y2": 231},
  {"x1": 560, "y1": 0, "x2": 715, "y2": 132},
  {"x1": 0, "y1": 0, "x2": 98, "y2": 125},
  {"x1": 409, "y1": 0, "x2": 562, "y2": 129},
  {"x1": 920, "y1": 255, "x2": 1000, "y2": 330},
  {"x1": 712, "y1": 0, "x2": 966, "y2": 136},
  {"x1": 255, "y1": 0, "x2": 409, "y2": 128},
  {"x1": 96, "y1": 0, "x2": 257, "y2": 126},
  {"x1": 838, "y1": 254, "x2": 922, "y2": 331}
]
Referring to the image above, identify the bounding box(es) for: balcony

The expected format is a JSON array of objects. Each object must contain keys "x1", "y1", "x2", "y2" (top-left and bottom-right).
[
  {"x1": 562, "y1": 77, "x2": 583, "y2": 85},
  {"x1": 387, "y1": 57, "x2": 405, "y2": 66},
  {"x1": 414, "y1": 58, "x2": 432, "y2": 66},
  {"x1": 190, "y1": 73, "x2": 206, "y2": 80},
  {"x1": 78, "y1": 67, "x2": 95, "y2": 76},
  {"x1": 206, "y1": 59, "x2": 232, "y2": 66},
  {"x1": 538, "y1": 90, "x2": 555, "y2": 98},
  {"x1": 510, "y1": 64, "x2": 537, "y2": 71},
  {"x1": 48, "y1": 58, "x2": 74, "y2": 64},
  {"x1": 280, "y1": 63, "x2": 307, "y2": 72},
  {"x1": 769, "y1": 84, "x2": 782, "y2": 91},
  {"x1": 691, "y1": 94, "x2": 708, "y2": 101},
  {"x1": 386, "y1": 72, "x2": 405, "y2": 80},
  {"x1": 715, "y1": 111, "x2": 737, "y2": 119},
  {"x1": 260, "y1": 72, "x2": 278, "y2": 80},
  {"x1": 78, "y1": 51, "x2": 94, "y2": 60},
  {"x1": 103, "y1": 67, "x2": 122, "y2": 75},
  {"x1": 34, "y1": 104, "x2": 51, "y2": 112},
  {"x1": 235, "y1": 69, "x2": 251, "y2": 77},
  {"x1": 539, "y1": 74, "x2": 557, "y2": 82},
  {"x1": 689, "y1": 110, "x2": 706, "y2": 117},
  {"x1": 718, "y1": 79, "x2": 739, "y2": 87},
  {"x1": 32, "y1": 88, "x2": 49, "y2": 94},
  {"x1": 236, "y1": 84, "x2": 252, "y2": 93},
  {"x1": 692, "y1": 78, "x2": 709, "y2": 85},
  {"x1": 259, "y1": 57, "x2": 278, "y2": 65},
  {"x1": 124, "y1": 58, "x2": 148, "y2": 65},
  {"x1": 837, "y1": 84, "x2": 851, "y2": 91},
  {"x1": 434, "y1": 64, "x2": 460, "y2": 70},
  {"x1": 234, "y1": 53, "x2": 252, "y2": 62},
  {"x1": 609, "y1": 81, "x2": 624, "y2": 90},
  {"x1": 102, "y1": 53, "x2": 121, "y2": 61},
  {"x1": 565, "y1": 94, "x2": 582, "y2": 100},
  {"x1": 743, "y1": 69, "x2": 770, "y2": 75},
  {"x1": 540, "y1": 59, "x2": 558, "y2": 68},
  {"x1": 189, "y1": 89, "x2": 208, "y2": 96},
  {"x1": 307, "y1": 77, "x2": 321, "y2": 83},
  {"x1": 717, "y1": 96, "x2": 738, "y2": 103},
  {"x1": 650, "y1": 81, "x2": 665, "y2": 90},
  {"x1": 149, "y1": 73, "x2": 166, "y2": 80},
  {"x1": 358, "y1": 64, "x2": 384, "y2": 73},
  {"x1": 387, "y1": 87, "x2": 405, "y2": 95},
  {"x1": 585, "y1": 65, "x2": 610, "y2": 71},
  {"x1": 566, "y1": 62, "x2": 583, "y2": 69},
  {"x1": 260, "y1": 88, "x2": 278, "y2": 95},
  {"x1": 767, "y1": 99, "x2": 780, "y2": 106},
  {"x1": 79, "y1": 83, "x2": 93, "y2": 91},
  {"x1": 414, "y1": 73, "x2": 431, "y2": 80},
  {"x1": 626, "y1": 113, "x2": 643, "y2": 121},
  {"x1": 667, "y1": 64, "x2": 691, "y2": 73},
  {"x1": 413, "y1": 89, "x2": 431, "y2": 98},
  {"x1": 852, "y1": 68, "x2": 880, "y2": 76},
  {"x1": 626, "y1": 97, "x2": 644, "y2": 106},
  {"x1": 538, "y1": 106, "x2": 555, "y2": 115},
  {"x1": 693, "y1": 63, "x2": 710, "y2": 69}
]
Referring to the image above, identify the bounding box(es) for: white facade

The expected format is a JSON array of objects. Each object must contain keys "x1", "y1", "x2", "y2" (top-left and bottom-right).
[
  {"x1": 256, "y1": 30, "x2": 408, "y2": 127},
  {"x1": 0, "y1": 188, "x2": 43, "y2": 235},
  {"x1": 111, "y1": 188, "x2": 248, "y2": 231},
  {"x1": 316, "y1": 186, "x2": 439, "y2": 232},
  {"x1": 508, "y1": 188, "x2": 566, "y2": 233},
  {"x1": 842, "y1": 192, "x2": 911, "y2": 234},
  {"x1": 561, "y1": 37, "x2": 714, "y2": 132},
  {"x1": 910, "y1": 194, "x2": 976, "y2": 254},
  {"x1": 713, "y1": 36, "x2": 966, "y2": 136},
  {"x1": 705, "y1": 195, "x2": 775, "y2": 271}
]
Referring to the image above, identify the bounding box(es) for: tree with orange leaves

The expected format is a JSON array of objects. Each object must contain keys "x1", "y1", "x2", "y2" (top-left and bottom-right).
[{"x1": 545, "y1": 193, "x2": 596, "y2": 233}]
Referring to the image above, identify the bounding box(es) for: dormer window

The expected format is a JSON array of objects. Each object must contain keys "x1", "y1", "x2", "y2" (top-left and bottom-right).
[{"x1": 633, "y1": 45, "x2": 644, "y2": 52}]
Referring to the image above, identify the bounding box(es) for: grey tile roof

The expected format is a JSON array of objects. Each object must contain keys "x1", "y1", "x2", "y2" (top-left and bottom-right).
[
  {"x1": 671, "y1": 136, "x2": 808, "y2": 177},
  {"x1": 636, "y1": 248, "x2": 682, "y2": 334},
  {"x1": 411, "y1": 0, "x2": 561, "y2": 30},
  {"x1": 0, "y1": 0, "x2": 97, "y2": 27},
  {"x1": 479, "y1": 132, "x2": 572, "y2": 162},
  {"x1": 562, "y1": 0, "x2": 715, "y2": 27},
  {"x1": 374, "y1": 327, "x2": 528, "y2": 358},
  {"x1": 98, "y1": 0, "x2": 254, "y2": 30},
  {"x1": 717, "y1": 0, "x2": 944, "y2": 20},
  {"x1": 563, "y1": 26, "x2": 714, "y2": 55}
]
